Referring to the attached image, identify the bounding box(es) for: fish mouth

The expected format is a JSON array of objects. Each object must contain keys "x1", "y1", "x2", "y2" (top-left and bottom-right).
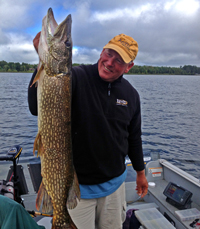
[
  {"x1": 46, "y1": 8, "x2": 58, "y2": 36},
  {"x1": 38, "y1": 8, "x2": 72, "y2": 75},
  {"x1": 47, "y1": 8, "x2": 72, "y2": 45},
  {"x1": 39, "y1": 8, "x2": 72, "y2": 53}
]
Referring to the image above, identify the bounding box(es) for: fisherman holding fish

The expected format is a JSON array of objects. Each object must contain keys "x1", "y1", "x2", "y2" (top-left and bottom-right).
[{"x1": 29, "y1": 29, "x2": 148, "y2": 228}]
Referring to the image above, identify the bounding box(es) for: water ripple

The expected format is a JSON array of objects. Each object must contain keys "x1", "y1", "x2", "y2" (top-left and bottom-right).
[{"x1": 0, "y1": 73, "x2": 200, "y2": 179}]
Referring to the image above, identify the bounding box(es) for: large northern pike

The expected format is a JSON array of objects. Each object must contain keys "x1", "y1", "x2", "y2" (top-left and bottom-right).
[{"x1": 31, "y1": 8, "x2": 80, "y2": 229}]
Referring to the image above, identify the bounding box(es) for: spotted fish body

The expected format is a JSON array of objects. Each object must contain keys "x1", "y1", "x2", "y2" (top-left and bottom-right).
[{"x1": 32, "y1": 8, "x2": 80, "y2": 229}]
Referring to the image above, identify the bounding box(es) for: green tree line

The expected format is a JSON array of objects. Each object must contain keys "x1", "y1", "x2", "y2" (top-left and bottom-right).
[
  {"x1": 128, "y1": 65, "x2": 200, "y2": 75},
  {"x1": 0, "y1": 61, "x2": 37, "y2": 72},
  {"x1": 0, "y1": 60, "x2": 199, "y2": 75}
]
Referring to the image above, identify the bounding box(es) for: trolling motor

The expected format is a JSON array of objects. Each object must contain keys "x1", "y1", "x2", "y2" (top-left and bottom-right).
[{"x1": 0, "y1": 145, "x2": 26, "y2": 206}]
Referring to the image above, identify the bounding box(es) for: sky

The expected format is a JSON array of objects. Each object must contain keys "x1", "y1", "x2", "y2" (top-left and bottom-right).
[{"x1": 0, "y1": 0, "x2": 200, "y2": 67}]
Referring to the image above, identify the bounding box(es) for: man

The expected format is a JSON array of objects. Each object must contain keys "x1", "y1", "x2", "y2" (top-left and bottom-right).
[{"x1": 28, "y1": 33, "x2": 148, "y2": 229}]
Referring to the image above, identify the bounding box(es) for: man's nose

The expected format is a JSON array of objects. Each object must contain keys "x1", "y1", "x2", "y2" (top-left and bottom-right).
[{"x1": 107, "y1": 57, "x2": 115, "y2": 66}]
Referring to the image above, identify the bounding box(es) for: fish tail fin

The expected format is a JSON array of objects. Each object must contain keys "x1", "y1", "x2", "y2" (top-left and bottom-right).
[
  {"x1": 36, "y1": 181, "x2": 53, "y2": 213},
  {"x1": 33, "y1": 132, "x2": 44, "y2": 157},
  {"x1": 66, "y1": 170, "x2": 80, "y2": 209},
  {"x1": 30, "y1": 63, "x2": 44, "y2": 87}
]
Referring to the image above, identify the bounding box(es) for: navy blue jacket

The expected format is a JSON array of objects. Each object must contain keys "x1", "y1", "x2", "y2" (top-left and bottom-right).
[{"x1": 28, "y1": 63, "x2": 144, "y2": 184}]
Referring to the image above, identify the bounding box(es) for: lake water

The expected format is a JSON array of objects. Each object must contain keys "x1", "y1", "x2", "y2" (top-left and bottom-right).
[{"x1": 0, "y1": 73, "x2": 200, "y2": 180}]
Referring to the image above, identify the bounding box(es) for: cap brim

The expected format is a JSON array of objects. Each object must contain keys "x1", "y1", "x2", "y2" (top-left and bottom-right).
[{"x1": 103, "y1": 43, "x2": 132, "y2": 63}]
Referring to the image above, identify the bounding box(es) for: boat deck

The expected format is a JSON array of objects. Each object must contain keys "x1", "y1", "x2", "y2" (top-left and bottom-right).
[{"x1": 1, "y1": 158, "x2": 200, "y2": 229}]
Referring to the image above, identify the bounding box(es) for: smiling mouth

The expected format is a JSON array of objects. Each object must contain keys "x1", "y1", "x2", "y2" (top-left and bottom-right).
[{"x1": 104, "y1": 65, "x2": 112, "y2": 72}]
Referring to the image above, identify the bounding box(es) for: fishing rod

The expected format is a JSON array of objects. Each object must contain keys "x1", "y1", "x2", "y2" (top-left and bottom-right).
[{"x1": 27, "y1": 210, "x2": 53, "y2": 217}]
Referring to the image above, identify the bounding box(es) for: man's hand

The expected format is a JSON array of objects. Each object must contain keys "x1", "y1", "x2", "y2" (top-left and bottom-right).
[
  {"x1": 136, "y1": 169, "x2": 148, "y2": 198},
  {"x1": 33, "y1": 32, "x2": 41, "y2": 53}
]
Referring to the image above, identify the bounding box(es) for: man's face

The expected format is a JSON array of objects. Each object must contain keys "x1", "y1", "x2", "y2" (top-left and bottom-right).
[{"x1": 98, "y1": 49, "x2": 134, "y2": 82}]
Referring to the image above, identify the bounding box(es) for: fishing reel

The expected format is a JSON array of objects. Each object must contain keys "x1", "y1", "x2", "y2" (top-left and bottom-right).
[
  {"x1": 0, "y1": 145, "x2": 26, "y2": 206},
  {"x1": 7, "y1": 145, "x2": 22, "y2": 161},
  {"x1": 0, "y1": 145, "x2": 22, "y2": 162}
]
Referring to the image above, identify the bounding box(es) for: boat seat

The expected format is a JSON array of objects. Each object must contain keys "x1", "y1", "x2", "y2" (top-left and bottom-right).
[
  {"x1": 6, "y1": 164, "x2": 29, "y2": 195},
  {"x1": 27, "y1": 163, "x2": 42, "y2": 193}
]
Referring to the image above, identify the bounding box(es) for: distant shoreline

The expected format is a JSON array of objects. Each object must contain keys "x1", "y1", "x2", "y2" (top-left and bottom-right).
[
  {"x1": 1, "y1": 60, "x2": 200, "y2": 75},
  {"x1": 0, "y1": 71, "x2": 34, "y2": 73},
  {"x1": 0, "y1": 72, "x2": 199, "y2": 76}
]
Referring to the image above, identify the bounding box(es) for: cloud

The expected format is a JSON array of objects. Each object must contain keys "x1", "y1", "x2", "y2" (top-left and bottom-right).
[
  {"x1": 90, "y1": 4, "x2": 155, "y2": 23},
  {"x1": 0, "y1": 1, "x2": 35, "y2": 30},
  {"x1": 164, "y1": 0, "x2": 200, "y2": 15},
  {"x1": 0, "y1": 0, "x2": 200, "y2": 66},
  {"x1": 0, "y1": 32, "x2": 37, "y2": 63},
  {"x1": 73, "y1": 47, "x2": 100, "y2": 64},
  {"x1": 0, "y1": 29, "x2": 10, "y2": 46}
]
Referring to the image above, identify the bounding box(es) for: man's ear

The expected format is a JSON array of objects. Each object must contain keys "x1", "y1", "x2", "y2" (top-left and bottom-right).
[{"x1": 124, "y1": 62, "x2": 134, "y2": 73}]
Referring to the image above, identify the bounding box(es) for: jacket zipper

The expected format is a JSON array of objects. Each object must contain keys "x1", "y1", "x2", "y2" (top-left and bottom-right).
[{"x1": 108, "y1": 83, "x2": 111, "y2": 96}]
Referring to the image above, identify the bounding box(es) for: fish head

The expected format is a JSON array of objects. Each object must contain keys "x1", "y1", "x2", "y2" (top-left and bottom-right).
[{"x1": 38, "y1": 8, "x2": 72, "y2": 76}]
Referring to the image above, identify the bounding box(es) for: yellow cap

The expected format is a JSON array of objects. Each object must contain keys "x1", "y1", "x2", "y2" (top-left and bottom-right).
[{"x1": 103, "y1": 34, "x2": 138, "y2": 63}]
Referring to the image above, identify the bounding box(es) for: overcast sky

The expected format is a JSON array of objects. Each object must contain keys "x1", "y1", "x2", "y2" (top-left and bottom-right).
[{"x1": 0, "y1": 0, "x2": 200, "y2": 67}]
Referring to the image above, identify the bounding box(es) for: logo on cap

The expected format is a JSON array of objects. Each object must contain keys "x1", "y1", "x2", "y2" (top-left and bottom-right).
[{"x1": 118, "y1": 38, "x2": 131, "y2": 50}]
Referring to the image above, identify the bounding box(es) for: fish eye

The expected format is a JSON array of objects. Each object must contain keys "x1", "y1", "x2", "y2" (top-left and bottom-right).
[{"x1": 65, "y1": 41, "x2": 71, "y2": 48}]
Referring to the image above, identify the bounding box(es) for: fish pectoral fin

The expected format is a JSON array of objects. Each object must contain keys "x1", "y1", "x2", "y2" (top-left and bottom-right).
[
  {"x1": 33, "y1": 133, "x2": 41, "y2": 156},
  {"x1": 30, "y1": 63, "x2": 44, "y2": 87},
  {"x1": 33, "y1": 132, "x2": 44, "y2": 157},
  {"x1": 36, "y1": 181, "x2": 53, "y2": 213},
  {"x1": 66, "y1": 170, "x2": 81, "y2": 210}
]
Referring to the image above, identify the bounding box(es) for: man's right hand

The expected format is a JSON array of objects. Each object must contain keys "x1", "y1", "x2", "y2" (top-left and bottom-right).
[{"x1": 33, "y1": 32, "x2": 41, "y2": 53}]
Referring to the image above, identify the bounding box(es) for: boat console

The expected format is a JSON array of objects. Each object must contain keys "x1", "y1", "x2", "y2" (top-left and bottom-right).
[
  {"x1": 143, "y1": 159, "x2": 200, "y2": 229},
  {"x1": 163, "y1": 182, "x2": 193, "y2": 210}
]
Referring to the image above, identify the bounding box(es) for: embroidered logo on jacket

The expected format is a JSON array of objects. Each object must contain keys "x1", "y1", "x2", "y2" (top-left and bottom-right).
[{"x1": 116, "y1": 99, "x2": 128, "y2": 107}]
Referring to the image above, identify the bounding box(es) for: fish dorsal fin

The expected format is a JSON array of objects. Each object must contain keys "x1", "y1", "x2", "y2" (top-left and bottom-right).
[{"x1": 66, "y1": 170, "x2": 81, "y2": 210}]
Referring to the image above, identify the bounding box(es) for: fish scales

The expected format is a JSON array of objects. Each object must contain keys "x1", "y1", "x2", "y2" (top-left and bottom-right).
[{"x1": 32, "y1": 8, "x2": 80, "y2": 229}]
